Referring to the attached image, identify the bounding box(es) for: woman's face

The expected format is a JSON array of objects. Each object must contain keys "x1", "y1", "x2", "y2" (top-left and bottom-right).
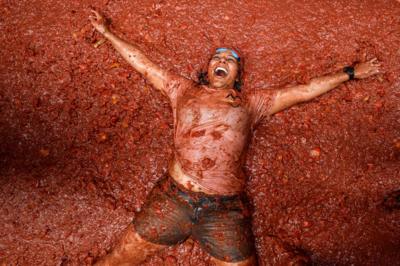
[{"x1": 207, "y1": 50, "x2": 239, "y2": 90}]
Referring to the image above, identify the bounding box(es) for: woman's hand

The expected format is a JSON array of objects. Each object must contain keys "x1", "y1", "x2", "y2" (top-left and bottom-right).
[
  {"x1": 89, "y1": 10, "x2": 109, "y2": 35},
  {"x1": 354, "y1": 58, "x2": 381, "y2": 79}
]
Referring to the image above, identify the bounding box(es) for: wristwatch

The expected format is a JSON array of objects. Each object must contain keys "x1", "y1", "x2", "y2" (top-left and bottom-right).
[{"x1": 343, "y1": 66, "x2": 355, "y2": 80}]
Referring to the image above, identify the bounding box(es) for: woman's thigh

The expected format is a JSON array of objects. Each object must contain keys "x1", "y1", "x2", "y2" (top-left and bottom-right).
[{"x1": 133, "y1": 178, "x2": 193, "y2": 245}]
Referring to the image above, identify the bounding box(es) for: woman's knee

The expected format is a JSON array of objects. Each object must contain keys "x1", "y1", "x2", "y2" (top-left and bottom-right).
[{"x1": 95, "y1": 224, "x2": 166, "y2": 266}]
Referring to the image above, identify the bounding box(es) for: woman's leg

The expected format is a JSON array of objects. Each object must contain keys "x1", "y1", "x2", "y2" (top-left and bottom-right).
[
  {"x1": 192, "y1": 194, "x2": 256, "y2": 265},
  {"x1": 95, "y1": 223, "x2": 166, "y2": 266},
  {"x1": 96, "y1": 178, "x2": 193, "y2": 265}
]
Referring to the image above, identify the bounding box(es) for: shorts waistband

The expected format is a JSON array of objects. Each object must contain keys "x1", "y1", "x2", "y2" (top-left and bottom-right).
[{"x1": 164, "y1": 175, "x2": 245, "y2": 206}]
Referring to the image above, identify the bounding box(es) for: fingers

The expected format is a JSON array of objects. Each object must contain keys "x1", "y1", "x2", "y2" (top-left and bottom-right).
[
  {"x1": 89, "y1": 9, "x2": 102, "y2": 22},
  {"x1": 370, "y1": 64, "x2": 382, "y2": 75},
  {"x1": 89, "y1": 16, "x2": 97, "y2": 24},
  {"x1": 355, "y1": 58, "x2": 383, "y2": 79},
  {"x1": 369, "y1": 58, "x2": 381, "y2": 67},
  {"x1": 89, "y1": 15, "x2": 97, "y2": 26},
  {"x1": 370, "y1": 58, "x2": 378, "y2": 63},
  {"x1": 91, "y1": 9, "x2": 101, "y2": 19},
  {"x1": 372, "y1": 68, "x2": 381, "y2": 75}
]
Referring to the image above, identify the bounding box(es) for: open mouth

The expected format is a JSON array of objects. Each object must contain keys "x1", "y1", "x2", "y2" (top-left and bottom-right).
[{"x1": 214, "y1": 67, "x2": 228, "y2": 78}]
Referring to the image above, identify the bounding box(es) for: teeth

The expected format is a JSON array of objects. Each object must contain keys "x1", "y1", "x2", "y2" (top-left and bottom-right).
[{"x1": 215, "y1": 67, "x2": 228, "y2": 74}]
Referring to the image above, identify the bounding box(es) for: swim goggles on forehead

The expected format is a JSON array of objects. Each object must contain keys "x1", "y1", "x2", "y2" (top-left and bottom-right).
[{"x1": 215, "y1": 48, "x2": 241, "y2": 62}]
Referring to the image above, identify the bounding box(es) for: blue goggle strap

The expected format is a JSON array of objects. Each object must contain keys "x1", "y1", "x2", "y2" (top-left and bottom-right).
[{"x1": 215, "y1": 48, "x2": 240, "y2": 62}]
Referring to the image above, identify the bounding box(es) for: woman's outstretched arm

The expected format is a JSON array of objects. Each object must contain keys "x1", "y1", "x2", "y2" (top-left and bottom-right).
[
  {"x1": 267, "y1": 59, "x2": 381, "y2": 115},
  {"x1": 89, "y1": 10, "x2": 170, "y2": 92}
]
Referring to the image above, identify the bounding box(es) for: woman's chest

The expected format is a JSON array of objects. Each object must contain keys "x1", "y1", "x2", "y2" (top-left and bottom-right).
[{"x1": 176, "y1": 89, "x2": 251, "y2": 130}]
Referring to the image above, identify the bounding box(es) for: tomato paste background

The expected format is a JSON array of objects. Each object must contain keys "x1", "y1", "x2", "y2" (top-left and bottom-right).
[{"x1": 0, "y1": 0, "x2": 399, "y2": 265}]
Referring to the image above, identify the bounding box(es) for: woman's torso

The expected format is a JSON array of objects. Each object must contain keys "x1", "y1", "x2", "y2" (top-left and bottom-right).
[{"x1": 170, "y1": 86, "x2": 255, "y2": 195}]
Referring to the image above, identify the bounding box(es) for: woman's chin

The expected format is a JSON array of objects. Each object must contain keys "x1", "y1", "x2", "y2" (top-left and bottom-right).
[{"x1": 209, "y1": 81, "x2": 231, "y2": 90}]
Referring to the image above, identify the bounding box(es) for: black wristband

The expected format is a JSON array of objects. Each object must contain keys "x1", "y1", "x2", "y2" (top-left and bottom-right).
[{"x1": 343, "y1": 66, "x2": 355, "y2": 80}]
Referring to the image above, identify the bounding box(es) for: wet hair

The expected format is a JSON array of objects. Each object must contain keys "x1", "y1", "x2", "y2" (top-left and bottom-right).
[{"x1": 197, "y1": 54, "x2": 243, "y2": 92}]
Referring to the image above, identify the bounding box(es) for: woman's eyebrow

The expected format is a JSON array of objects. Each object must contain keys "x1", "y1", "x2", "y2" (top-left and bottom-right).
[{"x1": 226, "y1": 55, "x2": 238, "y2": 62}]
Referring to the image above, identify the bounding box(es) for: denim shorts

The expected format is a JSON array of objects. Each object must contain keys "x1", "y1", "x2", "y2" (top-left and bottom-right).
[{"x1": 133, "y1": 176, "x2": 255, "y2": 262}]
